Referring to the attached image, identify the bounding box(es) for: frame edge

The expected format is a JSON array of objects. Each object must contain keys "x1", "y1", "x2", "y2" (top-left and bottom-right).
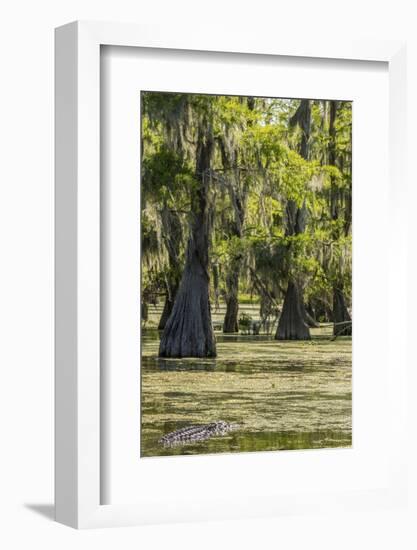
[
  {"x1": 54, "y1": 19, "x2": 408, "y2": 529},
  {"x1": 55, "y1": 21, "x2": 79, "y2": 529}
]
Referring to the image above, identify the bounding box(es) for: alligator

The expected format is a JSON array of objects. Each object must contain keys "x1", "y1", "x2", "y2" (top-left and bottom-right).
[{"x1": 159, "y1": 421, "x2": 236, "y2": 447}]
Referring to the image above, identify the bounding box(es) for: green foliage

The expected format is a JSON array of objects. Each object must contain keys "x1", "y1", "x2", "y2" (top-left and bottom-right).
[
  {"x1": 142, "y1": 146, "x2": 196, "y2": 207},
  {"x1": 140, "y1": 91, "x2": 352, "y2": 318}
]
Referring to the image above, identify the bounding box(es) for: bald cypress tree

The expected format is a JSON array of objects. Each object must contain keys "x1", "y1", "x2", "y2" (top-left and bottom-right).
[
  {"x1": 276, "y1": 99, "x2": 311, "y2": 341},
  {"x1": 328, "y1": 100, "x2": 352, "y2": 337},
  {"x1": 159, "y1": 130, "x2": 217, "y2": 357}
]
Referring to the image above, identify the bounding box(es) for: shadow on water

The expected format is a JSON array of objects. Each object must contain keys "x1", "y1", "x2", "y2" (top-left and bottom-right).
[{"x1": 141, "y1": 327, "x2": 352, "y2": 457}]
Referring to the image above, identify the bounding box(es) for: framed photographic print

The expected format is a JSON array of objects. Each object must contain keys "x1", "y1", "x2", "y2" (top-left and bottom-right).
[
  {"x1": 138, "y1": 89, "x2": 353, "y2": 459},
  {"x1": 55, "y1": 21, "x2": 407, "y2": 528}
]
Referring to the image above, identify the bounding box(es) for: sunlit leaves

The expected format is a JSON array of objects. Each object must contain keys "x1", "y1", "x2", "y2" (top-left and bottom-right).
[{"x1": 140, "y1": 91, "x2": 352, "y2": 316}]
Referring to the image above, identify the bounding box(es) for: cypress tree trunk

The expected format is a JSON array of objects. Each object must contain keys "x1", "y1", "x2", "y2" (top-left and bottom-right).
[
  {"x1": 223, "y1": 268, "x2": 239, "y2": 333},
  {"x1": 157, "y1": 281, "x2": 179, "y2": 331},
  {"x1": 301, "y1": 300, "x2": 320, "y2": 328},
  {"x1": 275, "y1": 99, "x2": 312, "y2": 341},
  {"x1": 333, "y1": 287, "x2": 352, "y2": 336},
  {"x1": 157, "y1": 207, "x2": 182, "y2": 331},
  {"x1": 276, "y1": 281, "x2": 311, "y2": 340},
  {"x1": 218, "y1": 131, "x2": 247, "y2": 334},
  {"x1": 328, "y1": 100, "x2": 352, "y2": 337},
  {"x1": 159, "y1": 134, "x2": 216, "y2": 358},
  {"x1": 141, "y1": 301, "x2": 148, "y2": 323}
]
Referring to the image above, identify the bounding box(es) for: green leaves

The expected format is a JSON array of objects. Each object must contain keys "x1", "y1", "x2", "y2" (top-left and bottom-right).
[
  {"x1": 140, "y1": 91, "x2": 352, "y2": 319},
  {"x1": 142, "y1": 146, "x2": 195, "y2": 207}
]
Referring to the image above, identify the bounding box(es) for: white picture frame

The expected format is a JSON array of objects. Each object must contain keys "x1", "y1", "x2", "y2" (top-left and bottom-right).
[{"x1": 55, "y1": 20, "x2": 407, "y2": 529}]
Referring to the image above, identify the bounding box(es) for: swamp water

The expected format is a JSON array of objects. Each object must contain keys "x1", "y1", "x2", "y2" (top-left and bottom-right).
[{"x1": 141, "y1": 326, "x2": 352, "y2": 457}]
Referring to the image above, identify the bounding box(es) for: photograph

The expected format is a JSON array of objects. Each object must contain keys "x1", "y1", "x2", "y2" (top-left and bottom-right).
[
  {"x1": 0, "y1": 0, "x2": 411, "y2": 542},
  {"x1": 140, "y1": 91, "x2": 352, "y2": 458}
]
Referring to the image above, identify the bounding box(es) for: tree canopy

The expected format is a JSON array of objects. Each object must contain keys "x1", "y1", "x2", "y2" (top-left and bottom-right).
[{"x1": 141, "y1": 92, "x2": 352, "y2": 356}]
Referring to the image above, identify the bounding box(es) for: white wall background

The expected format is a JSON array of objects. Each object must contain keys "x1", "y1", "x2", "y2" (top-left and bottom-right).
[{"x1": 0, "y1": 0, "x2": 416, "y2": 548}]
